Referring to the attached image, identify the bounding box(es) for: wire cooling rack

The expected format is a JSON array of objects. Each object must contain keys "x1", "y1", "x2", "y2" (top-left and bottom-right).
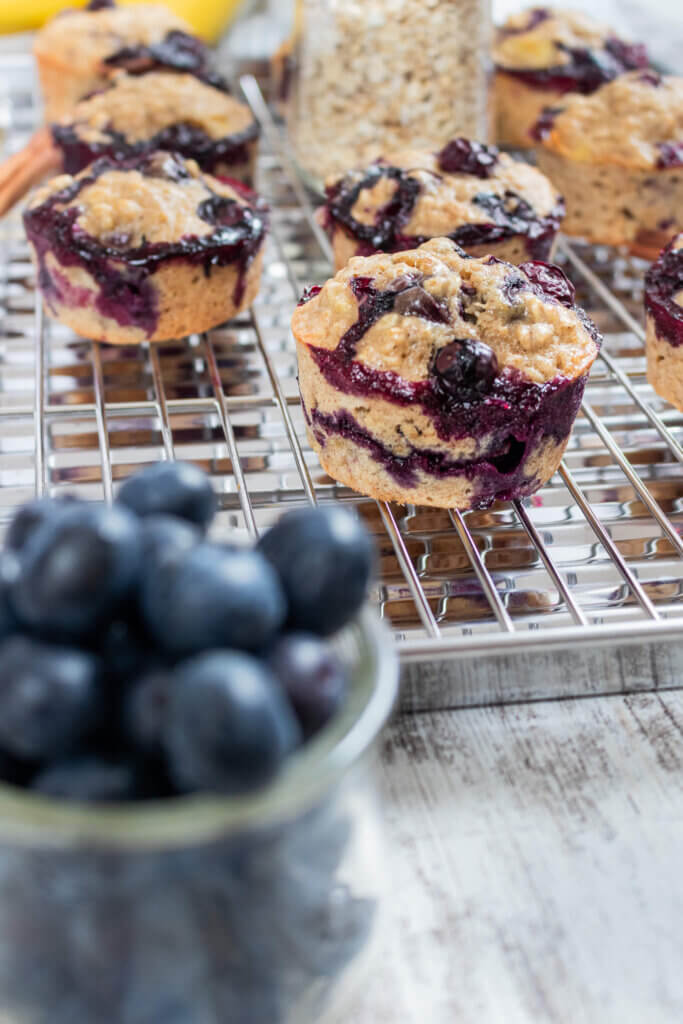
[{"x1": 0, "y1": 52, "x2": 682, "y2": 705}]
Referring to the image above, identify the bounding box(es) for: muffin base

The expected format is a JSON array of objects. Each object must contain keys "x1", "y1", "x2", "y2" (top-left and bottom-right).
[
  {"x1": 330, "y1": 225, "x2": 557, "y2": 273},
  {"x1": 537, "y1": 150, "x2": 683, "y2": 247},
  {"x1": 31, "y1": 248, "x2": 264, "y2": 346},
  {"x1": 297, "y1": 340, "x2": 583, "y2": 511},
  {"x1": 494, "y1": 71, "x2": 566, "y2": 149},
  {"x1": 646, "y1": 318, "x2": 683, "y2": 412},
  {"x1": 305, "y1": 417, "x2": 568, "y2": 509}
]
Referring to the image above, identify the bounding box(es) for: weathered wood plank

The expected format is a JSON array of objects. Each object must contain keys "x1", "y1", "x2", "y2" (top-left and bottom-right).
[{"x1": 342, "y1": 692, "x2": 683, "y2": 1022}]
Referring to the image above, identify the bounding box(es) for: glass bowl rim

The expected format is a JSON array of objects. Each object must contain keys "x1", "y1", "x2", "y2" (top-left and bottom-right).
[{"x1": 0, "y1": 608, "x2": 398, "y2": 850}]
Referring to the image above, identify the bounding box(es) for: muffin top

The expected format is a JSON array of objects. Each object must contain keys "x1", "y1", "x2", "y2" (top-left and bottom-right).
[
  {"x1": 539, "y1": 72, "x2": 683, "y2": 169},
  {"x1": 292, "y1": 238, "x2": 599, "y2": 387},
  {"x1": 645, "y1": 234, "x2": 683, "y2": 346},
  {"x1": 325, "y1": 140, "x2": 563, "y2": 250},
  {"x1": 53, "y1": 72, "x2": 255, "y2": 148},
  {"x1": 34, "y1": 4, "x2": 191, "y2": 72},
  {"x1": 493, "y1": 7, "x2": 647, "y2": 83},
  {"x1": 25, "y1": 152, "x2": 266, "y2": 253}
]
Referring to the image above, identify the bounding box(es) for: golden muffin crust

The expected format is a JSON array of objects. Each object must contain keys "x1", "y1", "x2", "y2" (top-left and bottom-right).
[
  {"x1": 59, "y1": 72, "x2": 254, "y2": 147},
  {"x1": 292, "y1": 238, "x2": 597, "y2": 386},
  {"x1": 330, "y1": 149, "x2": 560, "y2": 239},
  {"x1": 26, "y1": 156, "x2": 250, "y2": 248},
  {"x1": 541, "y1": 72, "x2": 683, "y2": 169},
  {"x1": 493, "y1": 8, "x2": 610, "y2": 70},
  {"x1": 34, "y1": 5, "x2": 191, "y2": 73}
]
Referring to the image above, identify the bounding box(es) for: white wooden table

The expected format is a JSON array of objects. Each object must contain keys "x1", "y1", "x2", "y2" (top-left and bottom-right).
[{"x1": 349, "y1": 692, "x2": 683, "y2": 1022}]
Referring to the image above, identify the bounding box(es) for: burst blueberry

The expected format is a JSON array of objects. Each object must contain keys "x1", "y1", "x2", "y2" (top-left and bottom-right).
[{"x1": 434, "y1": 338, "x2": 499, "y2": 399}]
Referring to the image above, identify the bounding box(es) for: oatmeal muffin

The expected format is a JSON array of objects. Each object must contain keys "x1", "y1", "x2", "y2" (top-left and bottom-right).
[
  {"x1": 292, "y1": 238, "x2": 600, "y2": 509},
  {"x1": 24, "y1": 152, "x2": 268, "y2": 346},
  {"x1": 34, "y1": 0, "x2": 226, "y2": 120},
  {"x1": 0, "y1": 71, "x2": 259, "y2": 217},
  {"x1": 645, "y1": 235, "x2": 683, "y2": 411},
  {"x1": 323, "y1": 138, "x2": 564, "y2": 272},
  {"x1": 493, "y1": 7, "x2": 649, "y2": 148},
  {"x1": 52, "y1": 71, "x2": 259, "y2": 182},
  {"x1": 536, "y1": 72, "x2": 683, "y2": 255}
]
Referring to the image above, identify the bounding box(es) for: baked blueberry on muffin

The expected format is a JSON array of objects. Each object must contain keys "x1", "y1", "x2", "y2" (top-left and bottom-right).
[
  {"x1": 24, "y1": 152, "x2": 268, "y2": 346},
  {"x1": 292, "y1": 238, "x2": 600, "y2": 509},
  {"x1": 34, "y1": 0, "x2": 226, "y2": 120},
  {"x1": 323, "y1": 139, "x2": 564, "y2": 271},
  {"x1": 494, "y1": 7, "x2": 649, "y2": 148},
  {"x1": 645, "y1": 235, "x2": 683, "y2": 411},
  {"x1": 536, "y1": 72, "x2": 683, "y2": 256}
]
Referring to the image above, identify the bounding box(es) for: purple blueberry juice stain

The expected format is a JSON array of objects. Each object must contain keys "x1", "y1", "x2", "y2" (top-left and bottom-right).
[
  {"x1": 53, "y1": 119, "x2": 260, "y2": 177},
  {"x1": 297, "y1": 285, "x2": 322, "y2": 306},
  {"x1": 104, "y1": 30, "x2": 229, "y2": 92},
  {"x1": 645, "y1": 240, "x2": 683, "y2": 347},
  {"x1": 499, "y1": 36, "x2": 649, "y2": 95},
  {"x1": 325, "y1": 161, "x2": 563, "y2": 260},
  {"x1": 325, "y1": 164, "x2": 422, "y2": 249},
  {"x1": 530, "y1": 106, "x2": 563, "y2": 142},
  {"x1": 656, "y1": 143, "x2": 683, "y2": 170},
  {"x1": 498, "y1": 8, "x2": 550, "y2": 37},
  {"x1": 23, "y1": 154, "x2": 268, "y2": 336},
  {"x1": 309, "y1": 391, "x2": 580, "y2": 506}
]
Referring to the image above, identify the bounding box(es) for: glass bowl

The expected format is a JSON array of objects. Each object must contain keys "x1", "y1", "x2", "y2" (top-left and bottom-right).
[{"x1": 0, "y1": 608, "x2": 398, "y2": 1024}]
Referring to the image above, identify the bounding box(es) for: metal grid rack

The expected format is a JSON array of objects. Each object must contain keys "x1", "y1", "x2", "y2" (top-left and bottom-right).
[{"x1": 0, "y1": 52, "x2": 682, "y2": 704}]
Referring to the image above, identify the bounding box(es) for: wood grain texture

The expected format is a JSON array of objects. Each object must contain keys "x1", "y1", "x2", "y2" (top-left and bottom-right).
[{"x1": 344, "y1": 693, "x2": 683, "y2": 1023}]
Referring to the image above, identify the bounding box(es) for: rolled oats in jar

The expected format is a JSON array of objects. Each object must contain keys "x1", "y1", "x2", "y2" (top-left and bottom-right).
[{"x1": 287, "y1": 0, "x2": 492, "y2": 186}]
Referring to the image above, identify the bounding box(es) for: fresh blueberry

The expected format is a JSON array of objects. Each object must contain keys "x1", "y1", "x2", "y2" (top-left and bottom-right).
[
  {"x1": 4, "y1": 494, "x2": 81, "y2": 554},
  {"x1": 138, "y1": 514, "x2": 201, "y2": 568},
  {"x1": 434, "y1": 338, "x2": 499, "y2": 399},
  {"x1": 0, "y1": 554, "x2": 18, "y2": 642},
  {"x1": 116, "y1": 462, "x2": 216, "y2": 532},
  {"x1": 0, "y1": 636, "x2": 101, "y2": 761},
  {"x1": 258, "y1": 506, "x2": 374, "y2": 637},
  {"x1": 97, "y1": 614, "x2": 155, "y2": 687},
  {"x1": 269, "y1": 634, "x2": 349, "y2": 737},
  {"x1": 519, "y1": 260, "x2": 576, "y2": 308},
  {"x1": 10, "y1": 502, "x2": 141, "y2": 639},
  {"x1": 141, "y1": 542, "x2": 287, "y2": 656},
  {"x1": 124, "y1": 670, "x2": 174, "y2": 758},
  {"x1": 31, "y1": 756, "x2": 137, "y2": 802},
  {"x1": 164, "y1": 650, "x2": 301, "y2": 794}
]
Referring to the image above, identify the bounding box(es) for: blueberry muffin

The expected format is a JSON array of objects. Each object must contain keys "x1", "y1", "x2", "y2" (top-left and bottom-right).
[
  {"x1": 536, "y1": 72, "x2": 683, "y2": 256},
  {"x1": 24, "y1": 152, "x2": 268, "y2": 346},
  {"x1": 645, "y1": 235, "x2": 683, "y2": 411},
  {"x1": 323, "y1": 138, "x2": 564, "y2": 272},
  {"x1": 52, "y1": 71, "x2": 259, "y2": 182},
  {"x1": 34, "y1": 0, "x2": 226, "y2": 120},
  {"x1": 292, "y1": 238, "x2": 600, "y2": 509},
  {"x1": 494, "y1": 7, "x2": 649, "y2": 148},
  {"x1": 0, "y1": 71, "x2": 260, "y2": 217}
]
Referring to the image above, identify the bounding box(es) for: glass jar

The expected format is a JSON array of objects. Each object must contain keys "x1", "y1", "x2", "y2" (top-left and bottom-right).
[
  {"x1": 0, "y1": 610, "x2": 397, "y2": 1024},
  {"x1": 288, "y1": 0, "x2": 492, "y2": 187}
]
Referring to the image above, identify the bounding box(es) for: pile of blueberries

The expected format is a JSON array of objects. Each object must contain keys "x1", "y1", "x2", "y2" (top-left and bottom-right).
[{"x1": 0, "y1": 462, "x2": 375, "y2": 802}]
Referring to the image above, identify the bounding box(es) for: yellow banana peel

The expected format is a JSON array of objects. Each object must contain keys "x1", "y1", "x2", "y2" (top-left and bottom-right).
[{"x1": 0, "y1": 0, "x2": 243, "y2": 41}]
